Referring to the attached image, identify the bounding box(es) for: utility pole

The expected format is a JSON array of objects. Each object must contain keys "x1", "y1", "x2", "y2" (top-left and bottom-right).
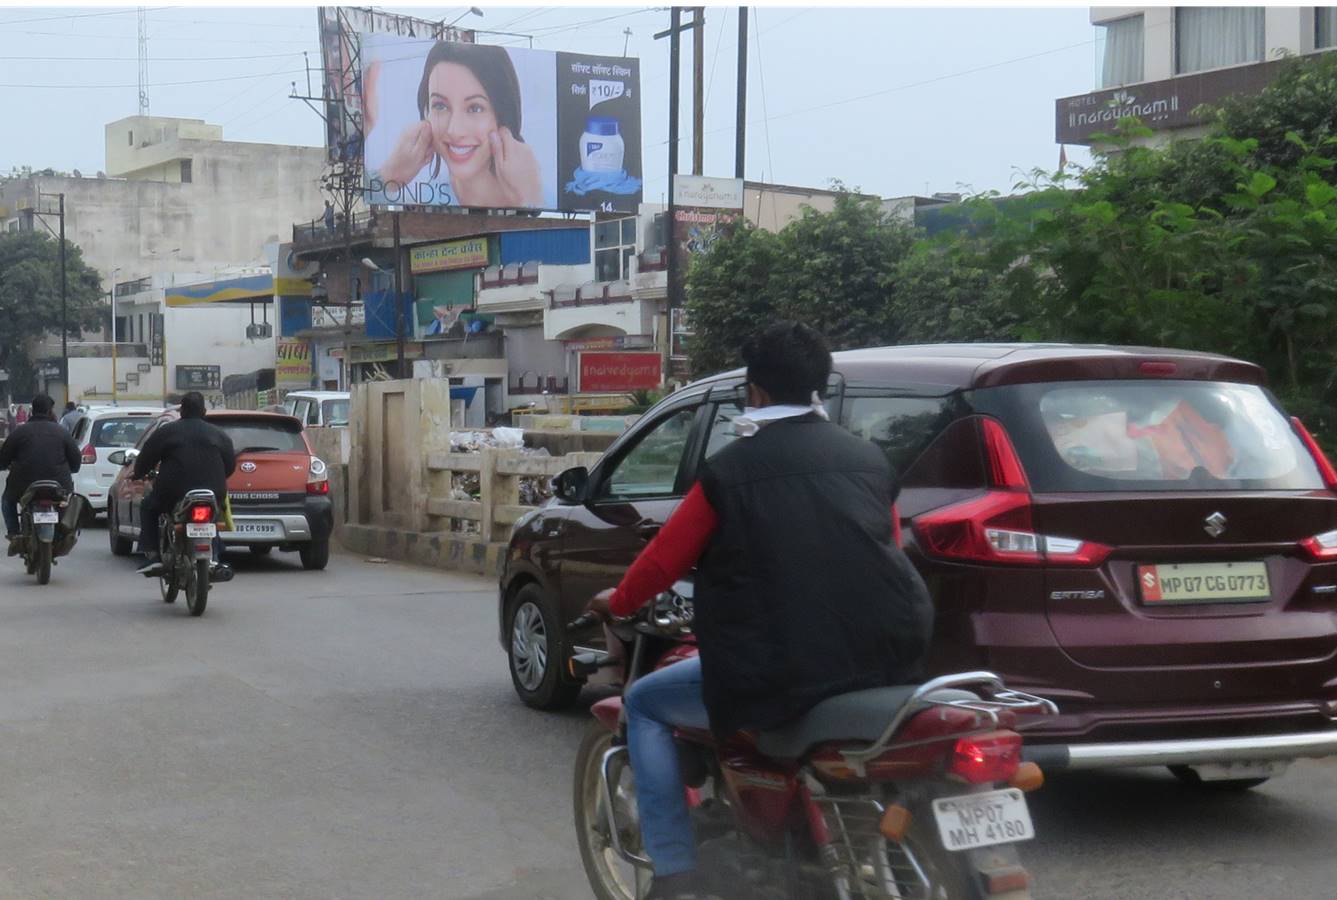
[
  {"x1": 654, "y1": 8, "x2": 701, "y2": 383},
  {"x1": 736, "y1": 7, "x2": 748, "y2": 179},
  {"x1": 692, "y1": 7, "x2": 705, "y2": 176},
  {"x1": 32, "y1": 191, "x2": 70, "y2": 404},
  {"x1": 391, "y1": 208, "x2": 405, "y2": 377}
]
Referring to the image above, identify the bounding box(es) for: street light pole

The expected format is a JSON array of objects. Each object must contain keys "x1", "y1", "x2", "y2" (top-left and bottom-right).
[
  {"x1": 392, "y1": 208, "x2": 405, "y2": 378},
  {"x1": 58, "y1": 193, "x2": 68, "y2": 405}
]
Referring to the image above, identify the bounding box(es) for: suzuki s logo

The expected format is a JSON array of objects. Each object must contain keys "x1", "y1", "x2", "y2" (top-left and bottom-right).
[
  {"x1": 240, "y1": 461, "x2": 257, "y2": 473},
  {"x1": 1204, "y1": 512, "x2": 1228, "y2": 538}
]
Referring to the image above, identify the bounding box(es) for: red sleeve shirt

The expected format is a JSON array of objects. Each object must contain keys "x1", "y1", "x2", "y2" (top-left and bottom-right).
[{"x1": 607, "y1": 481, "x2": 902, "y2": 619}]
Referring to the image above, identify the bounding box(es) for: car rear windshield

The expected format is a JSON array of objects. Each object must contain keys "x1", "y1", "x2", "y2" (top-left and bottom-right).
[
  {"x1": 92, "y1": 417, "x2": 153, "y2": 448},
  {"x1": 973, "y1": 380, "x2": 1324, "y2": 492},
  {"x1": 213, "y1": 419, "x2": 307, "y2": 454}
]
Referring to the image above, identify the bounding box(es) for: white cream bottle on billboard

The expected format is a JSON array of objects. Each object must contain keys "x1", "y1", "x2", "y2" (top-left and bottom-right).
[{"x1": 580, "y1": 118, "x2": 625, "y2": 173}]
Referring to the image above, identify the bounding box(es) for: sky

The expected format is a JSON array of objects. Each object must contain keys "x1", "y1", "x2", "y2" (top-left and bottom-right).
[{"x1": 0, "y1": 4, "x2": 1101, "y2": 201}]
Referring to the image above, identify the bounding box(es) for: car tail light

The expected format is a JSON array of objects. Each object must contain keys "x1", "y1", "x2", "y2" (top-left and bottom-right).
[
  {"x1": 948, "y1": 731, "x2": 1022, "y2": 784},
  {"x1": 913, "y1": 491, "x2": 1111, "y2": 567},
  {"x1": 307, "y1": 456, "x2": 330, "y2": 495},
  {"x1": 81, "y1": 444, "x2": 96, "y2": 465},
  {"x1": 190, "y1": 504, "x2": 214, "y2": 524},
  {"x1": 1139, "y1": 360, "x2": 1178, "y2": 376},
  {"x1": 1292, "y1": 417, "x2": 1337, "y2": 490},
  {"x1": 1300, "y1": 529, "x2": 1337, "y2": 561}
]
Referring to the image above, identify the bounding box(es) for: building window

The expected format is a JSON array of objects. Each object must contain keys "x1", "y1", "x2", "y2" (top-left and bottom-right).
[
  {"x1": 1319, "y1": 8, "x2": 1337, "y2": 49},
  {"x1": 594, "y1": 216, "x2": 636, "y2": 282},
  {"x1": 1175, "y1": 6, "x2": 1264, "y2": 74},
  {"x1": 1098, "y1": 15, "x2": 1144, "y2": 87},
  {"x1": 180, "y1": 160, "x2": 192, "y2": 183}
]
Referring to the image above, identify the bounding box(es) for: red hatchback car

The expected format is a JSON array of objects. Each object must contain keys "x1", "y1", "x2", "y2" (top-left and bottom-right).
[{"x1": 500, "y1": 344, "x2": 1337, "y2": 787}]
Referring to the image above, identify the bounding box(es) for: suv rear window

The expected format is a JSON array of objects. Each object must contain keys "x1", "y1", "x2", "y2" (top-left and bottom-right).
[
  {"x1": 213, "y1": 419, "x2": 307, "y2": 453},
  {"x1": 976, "y1": 380, "x2": 1323, "y2": 492},
  {"x1": 92, "y1": 416, "x2": 153, "y2": 448}
]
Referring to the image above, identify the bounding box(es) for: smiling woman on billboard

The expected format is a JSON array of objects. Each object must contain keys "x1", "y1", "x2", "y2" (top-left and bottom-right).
[{"x1": 371, "y1": 42, "x2": 543, "y2": 208}]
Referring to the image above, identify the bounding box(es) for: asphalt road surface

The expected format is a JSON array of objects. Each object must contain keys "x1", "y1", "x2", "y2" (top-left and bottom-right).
[{"x1": 0, "y1": 527, "x2": 1333, "y2": 899}]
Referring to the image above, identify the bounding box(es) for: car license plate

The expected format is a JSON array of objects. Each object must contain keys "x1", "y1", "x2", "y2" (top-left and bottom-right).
[
  {"x1": 1138, "y1": 561, "x2": 1270, "y2": 605},
  {"x1": 31, "y1": 511, "x2": 59, "y2": 524},
  {"x1": 185, "y1": 523, "x2": 217, "y2": 539},
  {"x1": 932, "y1": 788, "x2": 1034, "y2": 852},
  {"x1": 234, "y1": 521, "x2": 281, "y2": 537}
]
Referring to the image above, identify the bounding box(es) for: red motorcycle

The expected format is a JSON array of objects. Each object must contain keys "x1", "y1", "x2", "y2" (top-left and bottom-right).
[{"x1": 571, "y1": 586, "x2": 1056, "y2": 900}]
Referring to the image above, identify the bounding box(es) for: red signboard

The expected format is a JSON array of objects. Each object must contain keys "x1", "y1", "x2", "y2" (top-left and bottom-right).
[{"x1": 579, "y1": 351, "x2": 662, "y2": 393}]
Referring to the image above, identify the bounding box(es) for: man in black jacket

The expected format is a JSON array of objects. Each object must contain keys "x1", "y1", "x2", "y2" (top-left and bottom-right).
[
  {"x1": 134, "y1": 392, "x2": 236, "y2": 575},
  {"x1": 582, "y1": 323, "x2": 934, "y2": 900},
  {"x1": 0, "y1": 394, "x2": 82, "y2": 553}
]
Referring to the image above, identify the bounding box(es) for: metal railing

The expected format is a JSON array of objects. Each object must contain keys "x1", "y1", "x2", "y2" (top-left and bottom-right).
[{"x1": 292, "y1": 210, "x2": 379, "y2": 248}]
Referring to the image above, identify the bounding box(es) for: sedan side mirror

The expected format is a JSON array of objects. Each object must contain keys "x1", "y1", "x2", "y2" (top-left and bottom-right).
[
  {"x1": 553, "y1": 466, "x2": 590, "y2": 504},
  {"x1": 107, "y1": 450, "x2": 127, "y2": 466}
]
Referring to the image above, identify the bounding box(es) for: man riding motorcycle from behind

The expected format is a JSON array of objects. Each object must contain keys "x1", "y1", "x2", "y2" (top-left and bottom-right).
[
  {"x1": 580, "y1": 322, "x2": 935, "y2": 900},
  {"x1": 0, "y1": 394, "x2": 82, "y2": 557},
  {"x1": 134, "y1": 391, "x2": 236, "y2": 580}
]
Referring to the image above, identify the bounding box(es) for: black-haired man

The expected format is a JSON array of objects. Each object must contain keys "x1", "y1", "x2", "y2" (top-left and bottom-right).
[
  {"x1": 134, "y1": 392, "x2": 236, "y2": 576},
  {"x1": 581, "y1": 322, "x2": 934, "y2": 900},
  {"x1": 0, "y1": 395, "x2": 82, "y2": 554},
  {"x1": 58, "y1": 401, "x2": 82, "y2": 433}
]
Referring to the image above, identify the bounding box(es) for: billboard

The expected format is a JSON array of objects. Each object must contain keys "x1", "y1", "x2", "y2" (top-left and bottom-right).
[
  {"x1": 362, "y1": 35, "x2": 642, "y2": 213},
  {"x1": 579, "y1": 351, "x2": 661, "y2": 393},
  {"x1": 409, "y1": 237, "x2": 489, "y2": 274},
  {"x1": 276, "y1": 339, "x2": 313, "y2": 386}
]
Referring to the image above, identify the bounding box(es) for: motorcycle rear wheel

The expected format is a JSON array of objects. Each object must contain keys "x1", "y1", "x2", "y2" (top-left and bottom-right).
[
  {"x1": 895, "y1": 794, "x2": 1030, "y2": 900},
  {"x1": 574, "y1": 724, "x2": 651, "y2": 900},
  {"x1": 35, "y1": 542, "x2": 52, "y2": 585},
  {"x1": 185, "y1": 559, "x2": 209, "y2": 617}
]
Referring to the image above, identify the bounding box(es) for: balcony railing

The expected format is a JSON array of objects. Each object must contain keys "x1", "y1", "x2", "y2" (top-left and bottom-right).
[
  {"x1": 547, "y1": 280, "x2": 634, "y2": 308},
  {"x1": 480, "y1": 262, "x2": 539, "y2": 289}
]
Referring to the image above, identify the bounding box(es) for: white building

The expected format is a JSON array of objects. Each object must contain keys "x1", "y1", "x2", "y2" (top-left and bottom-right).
[
  {"x1": 1058, "y1": 7, "x2": 1337, "y2": 147},
  {"x1": 0, "y1": 115, "x2": 326, "y2": 403}
]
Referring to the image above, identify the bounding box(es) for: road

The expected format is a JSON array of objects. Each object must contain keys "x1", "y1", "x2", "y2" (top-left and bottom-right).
[{"x1": 0, "y1": 528, "x2": 1334, "y2": 899}]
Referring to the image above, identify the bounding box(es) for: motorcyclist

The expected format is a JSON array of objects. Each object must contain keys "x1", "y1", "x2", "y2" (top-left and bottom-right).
[
  {"x1": 133, "y1": 391, "x2": 236, "y2": 578},
  {"x1": 0, "y1": 394, "x2": 82, "y2": 556},
  {"x1": 581, "y1": 322, "x2": 934, "y2": 900}
]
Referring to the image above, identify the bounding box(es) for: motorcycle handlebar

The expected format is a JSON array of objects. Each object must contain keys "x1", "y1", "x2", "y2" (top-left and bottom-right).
[{"x1": 567, "y1": 611, "x2": 603, "y2": 631}]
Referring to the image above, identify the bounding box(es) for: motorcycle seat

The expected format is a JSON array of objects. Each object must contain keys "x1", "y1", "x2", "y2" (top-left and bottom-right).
[
  {"x1": 20, "y1": 481, "x2": 67, "y2": 505},
  {"x1": 756, "y1": 685, "x2": 979, "y2": 760}
]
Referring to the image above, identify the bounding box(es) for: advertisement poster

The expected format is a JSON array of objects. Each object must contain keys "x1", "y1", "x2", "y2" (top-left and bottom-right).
[
  {"x1": 409, "y1": 237, "x2": 489, "y2": 274},
  {"x1": 362, "y1": 34, "x2": 641, "y2": 213},
  {"x1": 579, "y1": 351, "x2": 662, "y2": 393},
  {"x1": 671, "y1": 176, "x2": 744, "y2": 280},
  {"x1": 276, "y1": 339, "x2": 314, "y2": 385}
]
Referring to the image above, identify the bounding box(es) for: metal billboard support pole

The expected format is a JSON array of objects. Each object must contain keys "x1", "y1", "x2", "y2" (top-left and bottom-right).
[
  {"x1": 736, "y1": 7, "x2": 748, "y2": 179},
  {"x1": 392, "y1": 208, "x2": 405, "y2": 378}
]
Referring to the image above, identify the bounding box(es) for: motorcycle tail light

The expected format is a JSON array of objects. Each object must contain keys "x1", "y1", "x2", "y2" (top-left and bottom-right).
[
  {"x1": 1293, "y1": 417, "x2": 1337, "y2": 490},
  {"x1": 81, "y1": 444, "x2": 97, "y2": 465},
  {"x1": 947, "y1": 731, "x2": 1022, "y2": 784},
  {"x1": 190, "y1": 505, "x2": 214, "y2": 524}
]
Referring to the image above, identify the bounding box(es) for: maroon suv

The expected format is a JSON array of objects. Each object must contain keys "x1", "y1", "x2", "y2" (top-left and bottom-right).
[{"x1": 499, "y1": 344, "x2": 1337, "y2": 785}]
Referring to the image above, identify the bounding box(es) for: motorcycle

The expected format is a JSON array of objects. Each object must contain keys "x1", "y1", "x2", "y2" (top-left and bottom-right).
[
  {"x1": 157, "y1": 489, "x2": 221, "y2": 617},
  {"x1": 16, "y1": 480, "x2": 82, "y2": 585},
  {"x1": 570, "y1": 587, "x2": 1057, "y2": 900}
]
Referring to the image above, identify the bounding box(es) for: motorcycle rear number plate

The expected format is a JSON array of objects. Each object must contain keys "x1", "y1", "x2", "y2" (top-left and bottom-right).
[
  {"x1": 1138, "y1": 561, "x2": 1270, "y2": 605},
  {"x1": 186, "y1": 523, "x2": 217, "y2": 539},
  {"x1": 932, "y1": 788, "x2": 1034, "y2": 852},
  {"x1": 235, "y1": 522, "x2": 281, "y2": 536},
  {"x1": 31, "y1": 512, "x2": 59, "y2": 524}
]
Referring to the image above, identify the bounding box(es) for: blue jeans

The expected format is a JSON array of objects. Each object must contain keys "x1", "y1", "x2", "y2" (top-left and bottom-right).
[
  {"x1": 2, "y1": 491, "x2": 18, "y2": 537},
  {"x1": 625, "y1": 655, "x2": 710, "y2": 878}
]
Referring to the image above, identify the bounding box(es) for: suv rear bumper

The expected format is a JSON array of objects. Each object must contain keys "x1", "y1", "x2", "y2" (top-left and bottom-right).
[
  {"x1": 1025, "y1": 728, "x2": 1337, "y2": 771},
  {"x1": 221, "y1": 497, "x2": 333, "y2": 544}
]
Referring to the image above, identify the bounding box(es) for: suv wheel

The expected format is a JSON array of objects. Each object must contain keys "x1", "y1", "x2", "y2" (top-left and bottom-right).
[
  {"x1": 1168, "y1": 765, "x2": 1271, "y2": 791},
  {"x1": 108, "y1": 507, "x2": 133, "y2": 556},
  {"x1": 507, "y1": 583, "x2": 581, "y2": 710},
  {"x1": 299, "y1": 538, "x2": 330, "y2": 571}
]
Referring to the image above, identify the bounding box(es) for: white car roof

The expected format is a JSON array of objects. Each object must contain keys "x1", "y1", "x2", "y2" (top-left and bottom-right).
[
  {"x1": 287, "y1": 392, "x2": 349, "y2": 401},
  {"x1": 80, "y1": 406, "x2": 164, "y2": 419}
]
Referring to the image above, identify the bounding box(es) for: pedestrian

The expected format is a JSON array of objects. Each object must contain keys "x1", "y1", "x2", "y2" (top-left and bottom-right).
[
  {"x1": 323, "y1": 200, "x2": 336, "y2": 234},
  {"x1": 58, "y1": 401, "x2": 81, "y2": 433}
]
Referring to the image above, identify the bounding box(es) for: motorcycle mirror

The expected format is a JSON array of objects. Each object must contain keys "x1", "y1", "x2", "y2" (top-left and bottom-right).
[{"x1": 553, "y1": 466, "x2": 589, "y2": 504}]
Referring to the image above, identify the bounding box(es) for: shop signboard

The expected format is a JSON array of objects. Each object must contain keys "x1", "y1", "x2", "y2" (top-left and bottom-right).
[{"x1": 578, "y1": 351, "x2": 661, "y2": 393}]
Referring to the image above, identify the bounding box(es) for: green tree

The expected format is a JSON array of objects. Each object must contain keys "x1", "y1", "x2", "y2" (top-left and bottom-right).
[{"x1": 0, "y1": 231, "x2": 105, "y2": 396}]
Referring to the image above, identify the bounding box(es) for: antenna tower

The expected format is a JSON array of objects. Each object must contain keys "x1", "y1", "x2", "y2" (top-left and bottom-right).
[{"x1": 138, "y1": 7, "x2": 150, "y2": 116}]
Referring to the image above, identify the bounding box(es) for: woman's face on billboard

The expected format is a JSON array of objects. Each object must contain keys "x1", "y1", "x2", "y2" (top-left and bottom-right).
[{"x1": 426, "y1": 62, "x2": 498, "y2": 180}]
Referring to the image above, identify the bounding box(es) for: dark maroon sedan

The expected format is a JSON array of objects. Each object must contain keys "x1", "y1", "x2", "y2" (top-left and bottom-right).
[{"x1": 500, "y1": 344, "x2": 1337, "y2": 787}]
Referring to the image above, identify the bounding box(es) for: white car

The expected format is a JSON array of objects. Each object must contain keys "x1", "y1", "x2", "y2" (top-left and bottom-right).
[
  {"x1": 282, "y1": 391, "x2": 350, "y2": 428},
  {"x1": 71, "y1": 407, "x2": 162, "y2": 516}
]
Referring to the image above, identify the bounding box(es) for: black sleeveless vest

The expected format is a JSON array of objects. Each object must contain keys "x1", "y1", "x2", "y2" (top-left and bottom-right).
[{"x1": 694, "y1": 415, "x2": 934, "y2": 736}]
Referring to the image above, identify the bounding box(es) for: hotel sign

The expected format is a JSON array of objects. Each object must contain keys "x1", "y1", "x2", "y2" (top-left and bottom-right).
[{"x1": 1056, "y1": 58, "x2": 1282, "y2": 146}]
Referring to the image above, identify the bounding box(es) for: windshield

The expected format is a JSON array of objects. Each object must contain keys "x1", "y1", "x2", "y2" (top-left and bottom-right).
[
  {"x1": 214, "y1": 420, "x2": 307, "y2": 453},
  {"x1": 91, "y1": 417, "x2": 153, "y2": 448},
  {"x1": 322, "y1": 399, "x2": 350, "y2": 426},
  {"x1": 973, "y1": 380, "x2": 1323, "y2": 492}
]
